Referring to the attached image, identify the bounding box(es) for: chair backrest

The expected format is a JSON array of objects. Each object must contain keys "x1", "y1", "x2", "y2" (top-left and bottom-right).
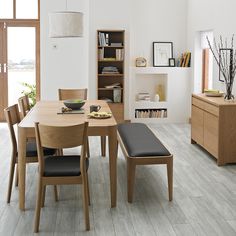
[
  {"x1": 58, "y1": 88, "x2": 88, "y2": 100},
  {"x1": 4, "y1": 104, "x2": 21, "y2": 154},
  {"x1": 18, "y1": 95, "x2": 30, "y2": 118},
  {"x1": 35, "y1": 122, "x2": 88, "y2": 176}
]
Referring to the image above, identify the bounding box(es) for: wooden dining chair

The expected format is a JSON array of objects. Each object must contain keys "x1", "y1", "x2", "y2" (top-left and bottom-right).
[
  {"x1": 34, "y1": 122, "x2": 90, "y2": 233},
  {"x1": 18, "y1": 95, "x2": 31, "y2": 119},
  {"x1": 58, "y1": 88, "x2": 88, "y2": 101},
  {"x1": 58, "y1": 88, "x2": 106, "y2": 156},
  {"x1": 4, "y1": 104, "x2": 56, "y2": 203}
]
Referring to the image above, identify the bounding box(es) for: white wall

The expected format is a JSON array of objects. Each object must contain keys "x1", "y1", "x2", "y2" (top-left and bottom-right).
[
  {"x1": 40, "y1": 0, "x2": 89, "y2": 100},
  {"x1": 40, "y1": 0, "x2": 189, "y2": 119},
  {"x1": 130, "y1": 0, "x2": 188, "y2": 66},
  {"x1": 187, "y1": 0, "x2": 236, "y2": 94}
]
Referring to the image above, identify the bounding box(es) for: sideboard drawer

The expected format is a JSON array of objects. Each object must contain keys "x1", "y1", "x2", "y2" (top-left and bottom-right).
[
  {"x1": 192, "y1": 97, "x2": 205, "y2": 109},
  {"x1": 204, "y1": 102, "x2": 219, "y2": 117},
  {"x1": 192, "y1": 97, "x2": 219, "y2": 116}
]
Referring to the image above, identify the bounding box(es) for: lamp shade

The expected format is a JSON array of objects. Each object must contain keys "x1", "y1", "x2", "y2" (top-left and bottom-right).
[{"x1": 49, "y1": 11, "x2": 83, "y2": 38}]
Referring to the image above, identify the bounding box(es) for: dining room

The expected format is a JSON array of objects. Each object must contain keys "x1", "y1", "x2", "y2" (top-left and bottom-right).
[{"x1": 0, "y1": 0, "x2": 236, "y2": 235}]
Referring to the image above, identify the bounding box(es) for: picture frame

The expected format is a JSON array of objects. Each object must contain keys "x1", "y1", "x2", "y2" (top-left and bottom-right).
[
  {"x1": 153, "y1": 42, "x2": 173, "y2": 67},
  {"x1": 169, "y1": 58, "x2": 175, "y2": 67}
]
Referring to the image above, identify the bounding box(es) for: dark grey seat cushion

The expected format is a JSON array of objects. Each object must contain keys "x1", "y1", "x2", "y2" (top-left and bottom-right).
[
  {"x1": 26, "y1": 141, "x2": 56, "y2": 157},
  {"x1": 44, "y1": 155, "x2": 89, "y2": 177},
  {"x1": 118, "y1": 123, "x2": 171, "y2": 157}
]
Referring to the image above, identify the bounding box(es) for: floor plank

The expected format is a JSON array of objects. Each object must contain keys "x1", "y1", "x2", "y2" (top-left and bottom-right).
[{"x1": 0, "y1": 123, "x2": 236, "y2": 235}]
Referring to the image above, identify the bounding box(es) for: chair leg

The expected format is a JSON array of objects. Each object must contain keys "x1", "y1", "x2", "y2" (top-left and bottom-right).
[
  {"x1": 127, "y1": 159, "x2": 136, "y2": 203},
  {"x1": 82, "y1": 177, "x2": 90, "y2": 230},
  {"x1": 41, "y1": 186, "x2": 46, "y2": 207},
  {"x1": 54, "y1": 185, "x2": 58, "y2": 202},
  {"x1": 86, "y1": 138, "x2": 90, "y2": 158},
  {"x1": 7, "y1": 154, "x2": 16, "y2": 203},
  {"x1": 167, "y1": 158, "x2": 173, "y2": 201},
  {"x1": 101, "y1": 136, "x2": 106, "y2": 157},
  {"x1": 34, "y1": 177, "x2": 43, "y2": 233},
  {"x1": 15, "y1": 164, "x2": 19, "y2": 187},
  {"x1": 86, "y1": 173, "x2": 91, "y2": 205}
]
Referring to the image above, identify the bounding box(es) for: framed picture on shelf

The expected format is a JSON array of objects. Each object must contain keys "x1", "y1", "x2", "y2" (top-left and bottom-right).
[
  {"x1": 153, "y1": 42, "x2": 173, "y2": 67},
  {"x1": 169, "y1": 58, "x2": 175, "y2": 67}
]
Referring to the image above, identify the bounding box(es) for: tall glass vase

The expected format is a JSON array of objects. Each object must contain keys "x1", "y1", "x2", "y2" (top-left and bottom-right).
[{"x1": 225, "y1": 82, "x2": 234, "y2": 101}]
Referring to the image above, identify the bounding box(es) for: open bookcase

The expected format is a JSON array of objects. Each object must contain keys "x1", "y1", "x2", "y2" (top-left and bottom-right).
[{"x1": 97, "y1": 30, "x2": 125, "y2": 123}]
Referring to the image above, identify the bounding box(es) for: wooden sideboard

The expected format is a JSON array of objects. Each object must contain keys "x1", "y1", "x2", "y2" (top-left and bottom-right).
[{"x1": 191, "y1": 94, "x2": 236, "y2": 165}]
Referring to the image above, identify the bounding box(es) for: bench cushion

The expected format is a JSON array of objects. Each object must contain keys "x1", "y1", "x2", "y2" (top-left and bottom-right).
[{"x1": 118, "y1": 123, "x2": 171, "y2": 157}]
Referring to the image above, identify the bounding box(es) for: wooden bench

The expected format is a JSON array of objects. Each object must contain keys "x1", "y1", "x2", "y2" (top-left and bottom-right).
[{"x1": 117, "y1": 123, "x2": 173, "y2": 203}]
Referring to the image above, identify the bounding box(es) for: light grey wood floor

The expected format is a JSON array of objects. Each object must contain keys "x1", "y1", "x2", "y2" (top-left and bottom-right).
[{"x1": 0, "y1": 123, "x2": 236, "y2": 236}]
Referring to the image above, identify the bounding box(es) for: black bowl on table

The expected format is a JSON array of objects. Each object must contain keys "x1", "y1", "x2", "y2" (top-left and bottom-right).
[{"x1": 63, "y1": 99, "x2": 85, "y2": 110}]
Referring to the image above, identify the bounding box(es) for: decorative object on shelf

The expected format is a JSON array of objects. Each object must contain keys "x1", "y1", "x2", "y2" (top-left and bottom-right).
[
  {"x1": 154, "y1": 94, "x2": 160, "y2": 102},
  {"x1": 207, "y1": 35, "x2": 236, "y2": 101},
  {"x1": 135, "y1": 57, "x2": 147, "y2": 67},
  {"x1": 169, "y1": 58, "x2": 175, "y2": 67},
  {"x1": 49, "y1": 0, "x2": 83, "y2": 38},
  {"x1": 156, "y1": 84, "x2": 165, "y2": 101},
  {"x1": 113, "y1": 88, "x2": 122, "y2": 103},
  {"x1": 153, "y1": 42, "x2": 173, "y2": 67}
]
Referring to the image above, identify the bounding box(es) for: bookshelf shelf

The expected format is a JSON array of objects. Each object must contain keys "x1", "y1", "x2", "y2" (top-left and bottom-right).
[
  {"x1": 97, "y1": 30, "x2": 125, "y2": 123},
  {"x1": 98, "y1": 74, "x2": 124, "y2": 77},
  {"x1": 98, "y1": 88, "x2": 123, "y2": 91},
  {"x1": 98, "y1": 46, "x2": 124, "y2": 49},
  {"x1": 98, "y1": 60, "x2": 123, "y2": 62}
]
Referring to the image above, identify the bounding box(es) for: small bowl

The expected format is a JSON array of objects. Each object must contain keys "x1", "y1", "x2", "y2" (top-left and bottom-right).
[{"x1": 63, "y1": 99, "x2": 85, "y2": 110}]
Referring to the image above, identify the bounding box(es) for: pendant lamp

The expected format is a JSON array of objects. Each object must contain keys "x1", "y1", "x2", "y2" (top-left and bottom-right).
[{"x1": 49, "y1": 0, "x2": 83, "y2": 38}]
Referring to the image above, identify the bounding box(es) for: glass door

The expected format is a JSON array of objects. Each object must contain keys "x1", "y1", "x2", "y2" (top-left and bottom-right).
[
  {"x1": 0, "y1": 22, "x2": 7, "y2": 121},
  {"x1": 0, "y1": 22, "x2": 39, "y2": 121},
  {"x1": 8, "y1": 26, "x2": 36, "y2": 106}
]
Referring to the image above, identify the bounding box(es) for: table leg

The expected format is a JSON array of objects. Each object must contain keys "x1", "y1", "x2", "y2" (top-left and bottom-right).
[
  {"x1": 18, "y1": 127, "x2": 26, "y2": 210},
  {"x1": 108, "y1": 125, "x2": 117, "y2": 208}
]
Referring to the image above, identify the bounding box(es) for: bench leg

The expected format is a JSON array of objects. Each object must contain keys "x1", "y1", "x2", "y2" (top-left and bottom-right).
[
  {"x1": 127, "y1": 159, "x2": 136, "y2": 203},
  {"x1": 167, "y1": 158, "x2": 173, "y2": 201}
]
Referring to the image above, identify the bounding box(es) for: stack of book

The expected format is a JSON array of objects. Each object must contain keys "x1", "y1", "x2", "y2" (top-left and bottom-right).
[
  {"x1": 137, "y1": 93, "x2": 151, "y2": 101},
  {"x1": 98, "y1": 32, "x2": 109, "y2": 46},
  {"x1": 176, "y1": 52, "x2": 191, "y2": 67},
  {"x1": 105, "y1": 82, "x2": 121, "y2": 88},
  {"x1": 101, "y1": 66, "x2": 119, "y2": 74},
  {"x1": 115, "y1": 49, "x2": 124, "y2": 60},
  {"x1": 135, "y1": 109, "x2": 167, "y2": 118},
  {"x1": 110, "y1": 43, "x2": 122, "y2": 46}
]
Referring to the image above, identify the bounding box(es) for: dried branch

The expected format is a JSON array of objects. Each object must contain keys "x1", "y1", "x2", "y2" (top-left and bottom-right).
[
  {"x1": 207, "y1": 36, "x2": 228, "y2": 80},
  {"x1": 207, "y1": 35, "x2": 236, "y2": 100}
]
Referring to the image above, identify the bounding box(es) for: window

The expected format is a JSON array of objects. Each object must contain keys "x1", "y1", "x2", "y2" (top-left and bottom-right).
[
  {"x1": 16, "y1": 0, "x2": 38, "y2": 19},
  {"x1": 0, "y1": 0, "x2": 13, "y2": 19},
  {"x1": 0, "y1": 0, "x2": 39, "y2": 19},
  {"x1": 200, "y1": 30, "x2": 213, "y2": 90}
]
